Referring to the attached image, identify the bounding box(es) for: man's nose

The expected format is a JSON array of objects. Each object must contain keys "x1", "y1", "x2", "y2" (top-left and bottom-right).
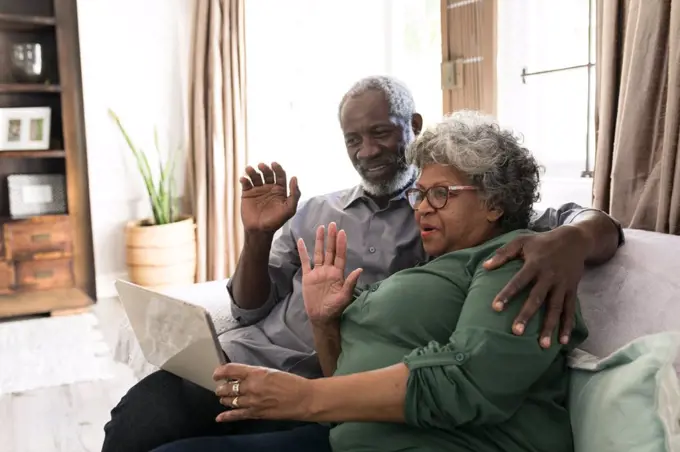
[{"x1": 355, "y1": 137, "x2": 382, "y2": 160}]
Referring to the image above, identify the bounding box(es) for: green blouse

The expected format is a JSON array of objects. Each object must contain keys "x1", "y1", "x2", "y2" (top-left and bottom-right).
[{"x1": 331, "y1": 230, "x2": 588, "y2": 452}]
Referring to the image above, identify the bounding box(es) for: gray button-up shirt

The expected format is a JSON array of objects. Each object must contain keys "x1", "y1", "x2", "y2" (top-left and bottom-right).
[{"x1": 220, "y1": 185, "x2": 609, "y2": 378}]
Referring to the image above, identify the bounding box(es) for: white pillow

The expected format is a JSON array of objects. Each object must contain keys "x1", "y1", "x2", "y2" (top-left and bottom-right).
[{"x1": 568, "y1": 332, "x2": 680, "y2": 452}]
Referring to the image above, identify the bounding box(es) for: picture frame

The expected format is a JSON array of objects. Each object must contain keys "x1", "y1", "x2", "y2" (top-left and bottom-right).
[
  {"x1": 0, "y1": 107, "x2": 51, "y2": 151},
  {"x1": 7, "y1": 174, "x2": 67, "y2": 218}
]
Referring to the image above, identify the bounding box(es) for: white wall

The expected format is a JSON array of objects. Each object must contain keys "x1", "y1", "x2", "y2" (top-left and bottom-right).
[{"x1": 77, "y1": 0, "x2": 194, "y2": 298}]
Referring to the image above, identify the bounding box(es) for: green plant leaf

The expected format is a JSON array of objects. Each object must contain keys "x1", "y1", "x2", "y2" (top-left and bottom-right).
[
  {"x1": 108, "y1": 109, "x2": 178, "y2": 225},
  {"x1": 163, "y1": 146, "x2": 179, "y2": 223},
  {"x1": 154, "y1": 126, "x2": 169, "y2": 223},
  {"x1": 139, "y1": 150, "x2": 164, "y2": 224}
]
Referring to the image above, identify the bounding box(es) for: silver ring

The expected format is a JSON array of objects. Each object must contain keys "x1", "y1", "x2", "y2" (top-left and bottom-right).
[
  {"x1": 232, "y1": 381, "x2": 240, "y2": 396},
  {"x1": 231, "y1": 396, "x2": 239, "y2": 408}
]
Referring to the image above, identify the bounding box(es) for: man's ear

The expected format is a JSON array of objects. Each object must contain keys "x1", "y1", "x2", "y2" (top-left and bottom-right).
[{"x1": 411, "y1": 113, "x2": 423, "y2": 136}]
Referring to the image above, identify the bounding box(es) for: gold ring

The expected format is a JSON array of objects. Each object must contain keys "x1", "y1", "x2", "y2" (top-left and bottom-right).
[
  {"x1": 231, "y1": 396, "x2": 239, "y2": 408},
  {"x1": 232, "y1": 381, "x2": 240, "y2": 396}
]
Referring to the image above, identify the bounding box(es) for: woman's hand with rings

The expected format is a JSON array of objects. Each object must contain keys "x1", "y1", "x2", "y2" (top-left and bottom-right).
[
  {"x1": 213, "y1": 363, "x2": 315, "y2": 422},
  {"x1": 222, "y1": 380, "x2": 240, "y2": 408}
]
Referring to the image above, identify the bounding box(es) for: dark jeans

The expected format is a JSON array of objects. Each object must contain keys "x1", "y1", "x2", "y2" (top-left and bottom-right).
[
  {"x1": 150, "y1": 424, "x2": 332, "y2": 452},
  {"x1": 102, "y1": 370, "x2": 309, "y2": 452}
]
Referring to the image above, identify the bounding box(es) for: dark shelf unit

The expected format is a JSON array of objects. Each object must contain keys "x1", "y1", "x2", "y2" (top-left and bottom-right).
[{"x1": 0, "y1": 0, "x2": 95, "y2": 317}]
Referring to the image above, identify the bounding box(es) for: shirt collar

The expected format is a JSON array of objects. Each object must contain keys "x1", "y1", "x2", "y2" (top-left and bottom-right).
[
  {"x1": 342, "y1": 180, "x2": 416, "y2": 210},
  {"x1": 342, "y1": 185, "x2": 365, "y2": 210}
]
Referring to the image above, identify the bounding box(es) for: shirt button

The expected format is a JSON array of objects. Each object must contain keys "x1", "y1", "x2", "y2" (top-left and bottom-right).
[
  {"x1": 369, "y1": 246, "x2": 376, "y2": 253},
  {"x1": 455, "y1": 353, "x2": 466, "y2": 363}
]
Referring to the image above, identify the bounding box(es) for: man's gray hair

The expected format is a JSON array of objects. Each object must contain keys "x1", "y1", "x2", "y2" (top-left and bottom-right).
[
  {"x1": 406, "y1": 110, "x2": 541, "y2": 231},
  {"x1": 338, "y1": 75, "x2": 416, "y2": 122}
]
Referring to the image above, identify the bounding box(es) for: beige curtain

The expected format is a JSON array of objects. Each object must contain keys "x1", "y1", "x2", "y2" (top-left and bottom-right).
[
  {"x1": 188, "y1": 0, "x2": 247, "y2": 281},
  {"x1": 593, "y1": 0, "x2": 680, "y2": 234}
]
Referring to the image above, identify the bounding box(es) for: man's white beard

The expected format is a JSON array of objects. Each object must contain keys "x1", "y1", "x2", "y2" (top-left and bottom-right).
[{"x1": 360, "y1": 165, "x2": 417, "y2": 197}]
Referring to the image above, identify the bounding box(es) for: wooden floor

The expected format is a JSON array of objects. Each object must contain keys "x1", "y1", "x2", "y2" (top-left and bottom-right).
[{"x1": 0, "y1": 298, "x2": 137, "y2": 452}]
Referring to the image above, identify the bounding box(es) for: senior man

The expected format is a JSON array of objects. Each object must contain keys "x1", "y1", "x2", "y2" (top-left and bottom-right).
[{"x1": 103, "y1": 76, "x2": 622, "y2": 452}]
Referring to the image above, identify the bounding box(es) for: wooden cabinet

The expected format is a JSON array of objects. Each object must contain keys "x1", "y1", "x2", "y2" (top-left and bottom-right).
[
  {"x1": 1, "y1": 215, "x2": 74, "y2": 293},
  {"x1": 15, "y1": 258, "x2": 74, "y2": 291},
  {"x1": 0, "y1": 0, "x2": 95, "y2": 318},
  {"x1": 3, "y1": 215, "x2": 72, "y2": 260},
  {"x1": 0, "y1": 260, "x2": 14, "y2": 294}
]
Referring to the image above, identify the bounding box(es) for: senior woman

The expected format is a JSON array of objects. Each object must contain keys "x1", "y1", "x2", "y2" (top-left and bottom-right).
[{"x1": 153, "y1": 111, "x2": 588, "y2": 452}]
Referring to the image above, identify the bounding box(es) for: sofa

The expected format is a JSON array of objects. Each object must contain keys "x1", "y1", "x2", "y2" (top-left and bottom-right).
[{"x1": 113, "y1": 228, "x2": 680, "y2": 380}]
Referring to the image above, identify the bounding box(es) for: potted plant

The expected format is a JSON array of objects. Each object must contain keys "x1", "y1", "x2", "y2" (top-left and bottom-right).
[{"x1": 109, "y1": 109, "x2": 196, "y2": 290}]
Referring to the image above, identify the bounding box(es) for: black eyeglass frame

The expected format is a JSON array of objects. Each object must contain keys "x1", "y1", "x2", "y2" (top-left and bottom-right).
[{"x1": 406, "y1": 185, "x2": 478, "y2": 209}]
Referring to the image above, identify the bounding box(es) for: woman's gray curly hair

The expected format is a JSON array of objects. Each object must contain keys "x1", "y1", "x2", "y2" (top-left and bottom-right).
[{"x1": 406, "y1": 110, "x2": 541, "y2": 231}]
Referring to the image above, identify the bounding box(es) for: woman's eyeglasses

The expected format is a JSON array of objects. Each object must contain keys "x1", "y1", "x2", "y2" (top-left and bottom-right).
[{"x1": 406, "y1": 185, "x2": 478, "y2": 210}]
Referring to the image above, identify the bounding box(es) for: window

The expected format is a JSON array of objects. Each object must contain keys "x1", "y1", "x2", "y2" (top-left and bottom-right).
[
  {"x1": 245, "y1": 0, "x2": 441, "y2": 200},
  {"x1": 496, "y1": 0, "x2": 596, "y2": 210}
]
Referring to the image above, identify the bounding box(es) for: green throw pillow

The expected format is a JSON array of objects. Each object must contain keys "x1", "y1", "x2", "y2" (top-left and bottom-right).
[{"x1": 568, "y1": 332, "x2": 680, "y2": 452}]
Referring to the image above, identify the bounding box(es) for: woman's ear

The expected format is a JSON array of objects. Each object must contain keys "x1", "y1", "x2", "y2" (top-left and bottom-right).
[{"x1": 486, "y1": 207, "x2": 503, "y2": 223}]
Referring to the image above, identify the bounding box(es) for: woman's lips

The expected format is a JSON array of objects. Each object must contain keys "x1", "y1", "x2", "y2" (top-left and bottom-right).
[{"x1": 420, "y1": 228, "x2": 438, "y2": 238}]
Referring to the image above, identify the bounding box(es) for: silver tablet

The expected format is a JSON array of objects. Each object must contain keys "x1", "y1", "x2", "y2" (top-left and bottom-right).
[{"x1": 115, "y1": 280, "x2": 227, "y2": 391}]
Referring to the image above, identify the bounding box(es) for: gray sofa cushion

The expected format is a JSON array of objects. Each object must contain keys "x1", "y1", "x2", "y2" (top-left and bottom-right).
[{"x1": 577, "y1": 229, "x2": 680, "y2": 372}]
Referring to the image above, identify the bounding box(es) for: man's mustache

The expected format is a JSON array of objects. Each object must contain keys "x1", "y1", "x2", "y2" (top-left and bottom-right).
[{"x1": 355, "y1": 149, "x2": 407, "y2": 172}]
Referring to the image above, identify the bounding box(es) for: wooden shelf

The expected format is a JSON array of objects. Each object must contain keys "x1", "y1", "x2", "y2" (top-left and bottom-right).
[
  {"x1": 0, "y1": 287, "x2": 93, "y2": 319},
  {"x1": 0, "y1": 0, "x2": 97, "y2": 303},
  {"x1": 0, "y1": 83, "x2": 61, "y2": 93},
  {"x1": 0, "y1": 149, "x2": 65, "y2": 158},
  {"x1": 0, "y1": 13, "x2": 55, "y2": 30}
]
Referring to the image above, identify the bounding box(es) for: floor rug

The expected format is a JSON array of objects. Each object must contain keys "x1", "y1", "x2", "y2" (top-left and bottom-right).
[{"x1": 0, "y1": 313, "x2": 113, "y2": 394}]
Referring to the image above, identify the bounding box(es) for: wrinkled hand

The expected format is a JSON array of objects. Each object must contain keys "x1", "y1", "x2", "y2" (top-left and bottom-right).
[
  {"x1": 213, "y1": 363, "x2": 314, "y2": 422},
  {"x1": 297, "y1": 223, "x2": 363, "y2": 325},
  {"x1": 240, "y1": 162, "x2": 301, "y2": 234},
  {"x1": 483, "y1": 225, "x2": 590, "y2": 348}
]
